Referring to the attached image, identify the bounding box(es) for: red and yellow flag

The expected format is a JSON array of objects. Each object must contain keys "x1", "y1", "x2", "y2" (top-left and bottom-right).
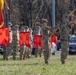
[
  {"x1": 0, "y1": 9, "x2": 4, "y2": 28},
  {"x1": 19, "y1": 32, "x2": 31, "y2": 48},
  {"x1": 33, "y1": 35, "x2": 43, "y2": 48},
  {"x1": 0, "y1": 27, "x2": 9, "y2": 46},
  {"x1": 0, "y1": 0, "x2": 4, "y2": 28}
]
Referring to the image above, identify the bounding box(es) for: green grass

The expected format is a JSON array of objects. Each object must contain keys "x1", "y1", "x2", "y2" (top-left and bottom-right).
[{"x1": 0, "y1": 55, "x2": 76, "y2": 75}]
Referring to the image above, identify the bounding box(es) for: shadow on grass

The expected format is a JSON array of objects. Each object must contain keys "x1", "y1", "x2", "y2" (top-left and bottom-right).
[{"x1": 0, "y1": 62, "x2": 41, "y2": 66}]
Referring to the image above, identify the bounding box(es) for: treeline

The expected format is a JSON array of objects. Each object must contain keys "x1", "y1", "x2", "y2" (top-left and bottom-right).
[{"x1": 5, "y1": 0, "x2": 76, "y2": 27}]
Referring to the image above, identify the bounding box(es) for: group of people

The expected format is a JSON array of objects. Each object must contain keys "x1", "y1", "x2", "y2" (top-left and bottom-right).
[
  {"x1": 0, "y1": 19, "x2": 58, "y2": 64},
  {"x1": 1, "y1": 18, "x2": 69, "y2": 65}
]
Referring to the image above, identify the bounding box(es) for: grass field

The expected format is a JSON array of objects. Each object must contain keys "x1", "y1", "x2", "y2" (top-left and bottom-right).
[{"x1": 0, "y1": 55, "x2": 76, "y2": 75}]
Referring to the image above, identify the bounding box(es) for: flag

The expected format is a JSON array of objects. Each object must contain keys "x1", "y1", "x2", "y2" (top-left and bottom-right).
[
  {"x1": 3, "y1": 27, "x2": 9, "y2": 42},
  {"x1": 19, "y1": 32, "x2": 31, "y2": 48},
  {"x1": 0, "y1": 27, "x2": 5, "y2": 44},
  {"x1": 0, "y1": 27, "x2": 9, "y2": 46},
  {"x1": 33, "y1": 35, "x2": 43, "y2": 48},
  {"x1": 0, "y1": 0, "x2": 4, "y2": 28},
  {"x1": 0, "y1": 0, "x2": 4, "y2": 9},
  {"x1": 0, "y1": 8, "x2": 4, "y2": 28}
]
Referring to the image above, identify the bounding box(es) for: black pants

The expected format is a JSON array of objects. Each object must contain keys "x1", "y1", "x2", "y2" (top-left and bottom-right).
[{"x1": 31, "y1": 48, "x2": 36, "y2": 55}]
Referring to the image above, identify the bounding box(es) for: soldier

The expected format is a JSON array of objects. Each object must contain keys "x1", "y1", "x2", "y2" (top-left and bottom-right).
[
  {"x1": 12, "y1": 25, "x2": 19, "y2": 60},
  {"x1": 60, "y1": 24, "x2": 69, "y2": 64},
  {"x1": 29, "y1": 28, "x2": 33, "y2": 56},
  {"x1": 19, "y1": 26, "x2": 25, "y2": 60},
  {"x1": 2, "y1": 22, "x2": 12, "y2": 60},
  {"x1": 33, "y1": 25, "x2": 43, "y2": 57},
  {"x1": 23, "y1": 26, "x2": 31, "y2": 59},
  {"x1": 41, "y1": 19, "x2": 51, "y2": 64},
  {"x1": 6, "y1": 22, "x2": 13, "y2": 60}
]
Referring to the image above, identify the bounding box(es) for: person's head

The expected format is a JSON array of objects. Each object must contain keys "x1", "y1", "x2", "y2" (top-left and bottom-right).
[
  {"x1": 35, "y1": 21, "x2": 40, "y2": 26},
  {"x1": 24, "y1": 26, "x2": 29, "y2": 31},
  {"x1": 35, "y1": 26, "x2": 40, "y2": 30},
  {"x1": 42, "y1": 19, "x2": 48, "y2": 26},
  {"x1": 7, "y1": 22, "x2": 12, "y2": 27},
  {"x1": 13, "y1": 25, "x2": 19, "y2": 31},
  {"x1": 20, "y1": 27, "x2": 25, "y2": 31}
]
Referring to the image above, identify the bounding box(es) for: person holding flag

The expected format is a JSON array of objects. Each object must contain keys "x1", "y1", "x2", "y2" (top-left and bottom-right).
[
  {"x1": 0, "y1": 26, "x2": 9, "y2": 60},
  {"x1": 0, "y1": 0, "x2": 10, "y2": 60},
  {"x1": 19, "y1": 26, "x2": 31, "y2": 59},
  {"x1": 33, "y1": 25, "x2": 43, "y2": 57}
]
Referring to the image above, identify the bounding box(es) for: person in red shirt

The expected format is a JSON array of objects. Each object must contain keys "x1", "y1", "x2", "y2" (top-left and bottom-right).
[
  {"x1": 50, "y1": 33, "x2": 58, "y2": 44},
  {"x1": 49, "y1": 32, "x2": 58, "y2": 55}
]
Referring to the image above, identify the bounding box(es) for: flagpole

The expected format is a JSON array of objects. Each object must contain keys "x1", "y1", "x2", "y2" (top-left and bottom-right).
[
  {"x1": 8, "y1": 0, "x2": 10, "y2": 21},
  {"x1": 4, "y1": 0, "x2": 9, "y2": 26},
  {"x1": 4, "y1": 3, "x2": 7, "y2": 26},
  {"x1": 29, "y1": 0, "x2": 32, "y2": 28},
  {"x1": 52, "y1": 0, "x2": 55, "y2": 27}
]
